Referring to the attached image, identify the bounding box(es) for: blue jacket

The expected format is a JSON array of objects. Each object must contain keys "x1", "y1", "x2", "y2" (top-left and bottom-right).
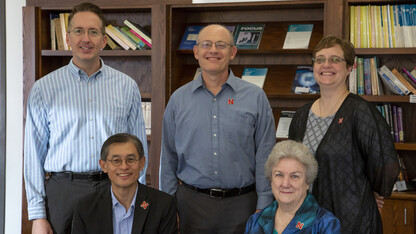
[{"x1": 245, "y1": 194, "x2": 341, "y2": 233}]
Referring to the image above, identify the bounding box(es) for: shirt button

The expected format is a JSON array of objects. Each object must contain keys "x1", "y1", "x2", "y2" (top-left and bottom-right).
[
  {"x1": 214, "y1": 171, "x2": 218, "y2": 175},
  {"x1": 91, "y1": 154, "x2": 94, "y2": 158},
  {"x1": 213, "y1": 98, "x2": 216, "y2": 101},
  {"x1": 89, "y1": 117, "x2": 93, "y2": 121},
  {"x1": 91, "y1": 136, "x2": 94, "y2": 139},
  {"x1": 213, "y1": 115, "x2": 216, "y2": 119},
  {"x1": 213, "y1": 134, "x2": 216, "y2": 137},
  {"x1": 214, "y1": 152, "x2": 217, "y2": 156}
]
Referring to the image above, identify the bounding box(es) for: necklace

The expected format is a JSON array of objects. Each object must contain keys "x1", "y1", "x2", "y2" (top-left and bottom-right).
[{"x1": 318, "y1": 90, "x2": 349, "y2": 117}]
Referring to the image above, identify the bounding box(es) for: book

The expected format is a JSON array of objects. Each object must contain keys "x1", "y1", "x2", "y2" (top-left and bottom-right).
[
  {"x1": 145, "y1": 102, "x2": 151, "y2": 135},
  {"x1": 392, "y1": 105, "x2": 399, "y2": 142},
  {"x1": 59, "y1": 13, "x2": 69, "y2": 50},
  {"x1": 53, "y1": 18, "x2": 65, "y2": 50},
  {"x1": 363, "y1": 58, "x2": 372, "y2": 95},
  {"x1": 369, "y1": 57, "x2": 379, "y2": 95},
  {"x1": 241, "y1": 68, "x2": 268, "y2": 89},
  {"x1": 378, "y1": 68, "x2": 404, "y2": 95},
  {"x1": 178, "y1": 25, "x2": 204, "y2": 50},
  {"x1": 234, "y1": 24, "x2": 264, "y2": 49},
  {"x1": 349, "y1": 57, "x2": 357, "y2": 94},
  {"x1": 283, "y1": 24, "x2": 314, "y2": 49},
  {"x1": 123, "y1": 20, "x2": 152, "y2": 47},
  {"x1": 380, "y1": 65, "x2": 410, "y2": 95},
  {"x1": 397, "y1": 106, "x2": 404, "y2": 142},
  {"x1": 106, "y1": 36, "x2": 122, "y2": 50},
  {"x1": 120, "y1": 26, "x2": 149, "y2": 50},
  {"x1": 108, "y1": 25, "x2": 137, "y2": 50},
  {"x1": 384, "y1": 104, "x2": 394, "y2": 139},
  {"x1": 403, "y1": 68, "x2": 416, "y2": 84},
  {"x1": 291, "y1": 66, "x2": 319, "y2": 94},
  {"x1": 401, "y1": 69, "x2": 416, "y2": 88},
  {"x1": 105, "y1": 27, "x2": 129, "y2": 50},
  {"x1": 357, "y1": 57, "x2": 364, "y2": 95},
  {"x1": 276, "y1": 111, "x2": 296, "y2": 138},
  {"x1": 392, "y1": 68, "x2": 416, "y2": 95},
  {"x1": 50, "y1": 13, "x2": 59, "y2": 50}
]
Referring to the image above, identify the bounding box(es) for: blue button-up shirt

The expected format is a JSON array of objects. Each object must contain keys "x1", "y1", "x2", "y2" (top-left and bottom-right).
[
  {"x1": 111, "y1": 186, "x2": 138, "y2": 234},
  {"x1": 24, "y1": 59, "x2": 148, "y2": 220},
  {"x1": 160, "y1": 70, "x2": 275, "y2": 209}
]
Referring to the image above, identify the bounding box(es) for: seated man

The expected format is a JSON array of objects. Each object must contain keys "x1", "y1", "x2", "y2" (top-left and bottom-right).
[{"x1": 72, "y1": 133, "x2": 177, "y2": 234}]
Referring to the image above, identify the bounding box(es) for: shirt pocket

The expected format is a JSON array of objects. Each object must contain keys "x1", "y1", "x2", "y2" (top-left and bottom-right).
[{"x1": 224, "y1": 111, "x2": 256, "y2": 146}]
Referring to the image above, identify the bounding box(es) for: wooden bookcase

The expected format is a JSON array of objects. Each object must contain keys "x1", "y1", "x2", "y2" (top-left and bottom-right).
[{"x1": 21, "y1": 0, "x2": 416, "y2": 233}]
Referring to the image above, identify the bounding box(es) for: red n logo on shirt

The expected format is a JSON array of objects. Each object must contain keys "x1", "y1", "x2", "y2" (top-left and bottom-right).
[
  {"x1": 296, "y1": 221, "x2": 304, "y2": 230},
  {"x1": 228, "y1": 99, "x2": 234, "y2": 104},
  {"x1": 140, "y1": 201, "x2": 149, "y2": 210}
]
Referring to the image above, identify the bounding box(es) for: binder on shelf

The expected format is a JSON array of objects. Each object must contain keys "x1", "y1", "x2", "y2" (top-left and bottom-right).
[
  {"x1": 234, "y1": 24, "x2": 264, "y2": 49},
  {"x1": 276, "y1": 111, "x2": 296, "y2": 138},
  {"x1": 283, "y1": 24, "x2": 314, "y2": 49},
  {"x1": 241, "y1": 68, "x2": 268, "y2": 89}
]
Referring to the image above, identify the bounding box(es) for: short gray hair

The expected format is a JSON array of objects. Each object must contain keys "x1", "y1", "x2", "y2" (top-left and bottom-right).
[{"x1": 264, "y1": 140, "x2": 318, "y2": 185}]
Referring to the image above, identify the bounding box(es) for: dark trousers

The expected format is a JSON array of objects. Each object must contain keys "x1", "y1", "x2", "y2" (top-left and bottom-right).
[
  {"x1": 176, "y1": 183, "x2": 257, "y2": 234},
  {"x1": 45, "y1": 175, "x2": 110, "y2": 234}
]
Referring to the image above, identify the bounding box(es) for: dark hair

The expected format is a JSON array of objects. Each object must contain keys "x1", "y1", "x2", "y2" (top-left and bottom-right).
[
  {"x1": 313, "y1": 36, "x2": 355, "y2": 68},
  {"x1": 68, "y1": 2, "x2": 106, "y2": 34},
  {"x1": 100, "y1": 133, "x2": 144, "y2": 161}
]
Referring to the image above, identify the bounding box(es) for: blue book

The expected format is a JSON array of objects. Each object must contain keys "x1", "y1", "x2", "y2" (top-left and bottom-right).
[
  {"x1": 291, "y1": 66, "x2": 319, "y2": 94},
  {"x1": 378, "y1": 68, "x2": 404, "y2": 95},
  {"x1": 363, "y1": 58, "x2": 372, "y2": 95},
  {"x1": 178, "y1": 25, "x2": 204, "y2": 50}
]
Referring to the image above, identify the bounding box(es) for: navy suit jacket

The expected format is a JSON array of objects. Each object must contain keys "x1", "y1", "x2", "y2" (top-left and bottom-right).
[{"x1": 72, "y1": 182, "x2": 177, "y2": 234}]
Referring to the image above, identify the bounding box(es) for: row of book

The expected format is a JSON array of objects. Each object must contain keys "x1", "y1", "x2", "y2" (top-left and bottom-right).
[
  {"x1": 349, "y1": 4, "x2": 416, "y2": 48},
  {"x1": 141, "y1": 102, "x2": 151, "y2": 136},
  {"x1": 105, "y1": 20, "x2": 151, "y2": 50},
  {"x1": 376, "y1": 104, "x2": 404, "y2": 143},
  {"x1": 275, "y1": 103, "x2": 405, "y2": 143},
  {"x1": 349, "y1": 56, "x2": 416, "y2": 95},
  {"x1": 49, "y1": 13, "x2": 151, "y2": 50},
  {"x1": 179, "y1": 24, "x2": 313, "y2": 50}
]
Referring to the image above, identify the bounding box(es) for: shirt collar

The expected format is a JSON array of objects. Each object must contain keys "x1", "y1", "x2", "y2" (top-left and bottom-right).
[
  {"x1": 110, "y1": 185, "x2": 139, "y2": 212},
  {"x1": 191, "y1": 69, "x2": 238, "y2": 93},
  {"x1": 68, "y1": 58, "x2": 105, "y2": 82},
  {"x1": 257, "y1": 193, "x2": 319, "y2": 232}
]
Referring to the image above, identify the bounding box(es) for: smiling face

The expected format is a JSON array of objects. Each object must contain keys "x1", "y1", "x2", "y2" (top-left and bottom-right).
[
  {"x1": 313, "y1": 44, "x2": 352, "y2": 90},
  {"x1": 66, "y1": 11, "x2": 107, "y2": 71},
  {"x1": 271, "y1": 157, "x2": 309, "y2": 209},
  {"x1": 99, "y1": 142, "x2": 145, "y2": 193},
  {"x1": 193, "y1": 25, "x2": 237, "y2": 79}
]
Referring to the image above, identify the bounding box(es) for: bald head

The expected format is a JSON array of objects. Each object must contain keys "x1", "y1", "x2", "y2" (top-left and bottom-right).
[{"x1": 197, "y1": 24, "x2": 235, "y2": 47}]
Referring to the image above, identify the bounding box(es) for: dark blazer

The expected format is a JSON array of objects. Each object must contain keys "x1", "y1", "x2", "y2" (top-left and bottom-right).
[{"x1": 72, "y1": 182, "x2": 178, "y2": 234}]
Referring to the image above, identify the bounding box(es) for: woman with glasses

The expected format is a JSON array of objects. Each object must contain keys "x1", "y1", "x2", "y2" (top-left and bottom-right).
[{"x1": 288, "y1": 36, "x2": 399, "y2": 233}]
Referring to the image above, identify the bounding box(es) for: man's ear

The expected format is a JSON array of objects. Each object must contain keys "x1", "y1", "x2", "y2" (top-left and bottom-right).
[{"x1": 99, "y1": 159, "x2": 108, "y2": 173}]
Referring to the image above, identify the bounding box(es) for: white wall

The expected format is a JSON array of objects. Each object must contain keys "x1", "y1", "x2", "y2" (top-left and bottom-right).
[{"x1": 5, "y1": 0, "x2": 25, "y2": 233}]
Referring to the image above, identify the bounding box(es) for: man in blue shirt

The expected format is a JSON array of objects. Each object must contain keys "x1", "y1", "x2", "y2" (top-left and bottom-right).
[
  {"x1": 24, "y1": 3, "x2": 147, "y2": 234},
  {"x1": 160, "y1": 24, "x2": 276, "y2": 233},
  {"x1": 72, "y1": 133, "x2": 177, "y2": 234}
]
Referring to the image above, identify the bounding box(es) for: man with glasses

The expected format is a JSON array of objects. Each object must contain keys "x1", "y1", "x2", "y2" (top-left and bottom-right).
[
  {"x1": 24, "y1": 2, "x2": 147, "y2": 234},
  {"x1": 160, "y1": 24, "x2": 276, "y2": 233},
  {"x1": 72, "y1": 133, "x2": 177, "y2": 234}
]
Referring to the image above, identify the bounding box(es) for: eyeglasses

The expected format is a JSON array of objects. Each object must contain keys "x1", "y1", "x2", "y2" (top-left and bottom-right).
[
  {"x1": 106, "y1": 156, "x2": 140, "y2": 167},
  {"x1": 312, "y1": 56, "x2": 346, "y2": 65},
  {"x1": 196, "y1": 41, "x2": 231, "y2": 50},
  {"x1": 70, "y1": 28, "x2": 102, "y2": 38}
]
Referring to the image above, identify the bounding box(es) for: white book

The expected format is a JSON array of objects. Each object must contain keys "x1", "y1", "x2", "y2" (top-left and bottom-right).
[
  {"x1": 380, "y1": 65, "x2": 410, "y2": 95},
  {"x1": 349, "y1": 57, "x2": 357, "y2": 94},
  {"x1": 145, "y1": 102, "x2": 151, "y2": 135},
  {"x1": 283, "y1": 24, "x2": 314, "y2": 49},
  {"x1": 241, "y1": 68, "x2": 268, "y2": 88},
  {"x1": 276, "y1": 111, "x2": 296, "y2": 138}
]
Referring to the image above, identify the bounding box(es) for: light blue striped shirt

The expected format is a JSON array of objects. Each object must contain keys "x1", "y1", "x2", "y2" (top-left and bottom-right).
[
  {"x1": 111, "y1": 185, "x2": 138, "y2": 234},
  {"x1": 24, "y1": 59, "x2": 148, "y2": 220}
]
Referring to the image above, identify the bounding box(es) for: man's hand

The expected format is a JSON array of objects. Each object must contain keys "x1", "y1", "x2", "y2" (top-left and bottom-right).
[
  {"x1": 32, "y1": 218, "x2": 53, "y2": 234},
  {"x1": 374, "y1": 192, "x2": 384, "y2": 209}
]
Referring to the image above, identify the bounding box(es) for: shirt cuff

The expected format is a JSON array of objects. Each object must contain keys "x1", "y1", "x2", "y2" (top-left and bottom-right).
[
  {"x1": 256, "y1": 194, "x2": 274, "y2": 210},
  {"x1": 28, "y1": 204, "x2": 47, "y2": 220}
]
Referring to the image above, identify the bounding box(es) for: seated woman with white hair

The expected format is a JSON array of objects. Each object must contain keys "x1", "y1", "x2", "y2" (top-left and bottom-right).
[{"x1": 245, "y1": 140, "x2": 341, "y2": 233}]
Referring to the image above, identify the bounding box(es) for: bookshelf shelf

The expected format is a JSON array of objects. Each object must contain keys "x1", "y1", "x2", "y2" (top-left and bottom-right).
[
  {"x1": 362, "y1": 95, "x2": 412, "y2": 103},
  {"x1": 355, "y1": 48, "x2": 416, "y2": 55},
  {"x1": 395, "y1": 143, "x2": 416, "y2": 151},
  {"x1": 41, "y1": 49, "x2": 152, "y2": 56}
]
